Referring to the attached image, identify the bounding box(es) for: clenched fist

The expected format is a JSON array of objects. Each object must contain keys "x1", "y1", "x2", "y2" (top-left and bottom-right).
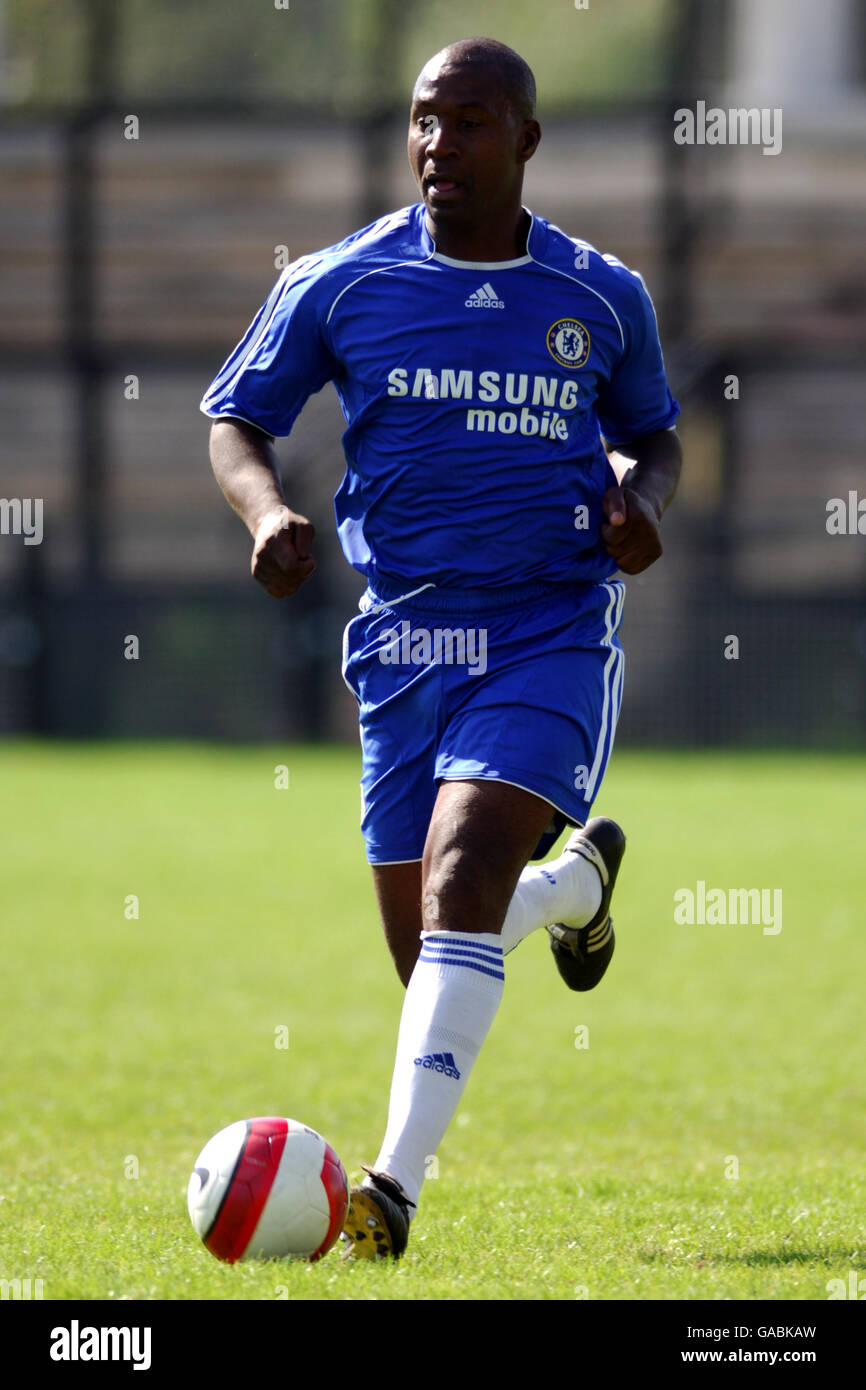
[
  {"x1": 601, "y1": 486, "x2": 663, "y2": 575},
  {"x1": 251, "y1": 507, "x2": 316, "y2": 598}
]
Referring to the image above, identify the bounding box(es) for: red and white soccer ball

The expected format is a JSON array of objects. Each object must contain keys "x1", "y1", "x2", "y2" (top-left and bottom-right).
[{"x1": 187, "y1": 1117, "x2": 349, "y2": 1262}]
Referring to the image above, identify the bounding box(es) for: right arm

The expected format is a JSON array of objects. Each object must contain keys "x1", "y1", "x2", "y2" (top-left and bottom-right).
[{"x1": 209, "y1": 417, "x2": 316, "y2": 599}]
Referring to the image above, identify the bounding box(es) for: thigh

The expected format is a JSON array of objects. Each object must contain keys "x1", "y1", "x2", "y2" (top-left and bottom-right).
[
  {"x1": 343, "y1": 607, "x2": 442, "y2": 865},
  {"x1": 436, "y1": 579, "x2": 626, "y2": 826}
]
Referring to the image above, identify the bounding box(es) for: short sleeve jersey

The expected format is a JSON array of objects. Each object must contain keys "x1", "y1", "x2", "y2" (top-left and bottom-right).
[{"x1": 201, "y1": 203, "x2": 679, "y2": 590}]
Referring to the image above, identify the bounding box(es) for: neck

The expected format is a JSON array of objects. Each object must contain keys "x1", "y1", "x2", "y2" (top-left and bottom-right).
[{"x1": 427, "y1": 207, "x2": 530, "y2": 262}]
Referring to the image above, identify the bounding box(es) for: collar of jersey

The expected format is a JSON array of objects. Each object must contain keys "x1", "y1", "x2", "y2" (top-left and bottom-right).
[{"x1": 421, "y1": 205, "x2": 536, "y2": 270}]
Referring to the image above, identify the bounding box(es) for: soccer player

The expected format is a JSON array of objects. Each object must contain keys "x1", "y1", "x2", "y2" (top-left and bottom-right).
[{"x1": 203, "y1": 37, "x2": 681, "y2": 1260}]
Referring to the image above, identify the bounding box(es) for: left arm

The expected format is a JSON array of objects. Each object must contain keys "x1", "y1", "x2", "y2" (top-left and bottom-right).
[{"x1": 601, "y1": 427, "x2": 682, "y2": 575}]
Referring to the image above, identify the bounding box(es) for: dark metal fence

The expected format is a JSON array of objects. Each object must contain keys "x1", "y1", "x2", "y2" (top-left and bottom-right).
[{"x1": 1, "y1": 87, "x2": 864, "y2": 745}]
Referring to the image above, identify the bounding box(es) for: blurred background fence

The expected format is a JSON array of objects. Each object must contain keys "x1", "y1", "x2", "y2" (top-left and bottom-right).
[{"x1": 1, "y1": 0, "x2": 864, "y2": 745}]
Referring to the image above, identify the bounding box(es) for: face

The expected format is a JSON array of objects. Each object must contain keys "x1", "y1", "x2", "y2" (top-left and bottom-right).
[{"x1": 407, "y1": 60, "x2": 538, "y2": 228}]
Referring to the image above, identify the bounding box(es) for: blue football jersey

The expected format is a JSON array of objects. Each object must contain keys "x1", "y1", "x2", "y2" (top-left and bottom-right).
[{"x1": 201, "y1": 203, "x2": 679, "y2": 589}]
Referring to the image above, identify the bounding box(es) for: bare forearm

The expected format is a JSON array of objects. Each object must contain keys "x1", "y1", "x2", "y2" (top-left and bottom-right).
[
  {"x1": 601, "y1": 428, "x2": 682, "y2": 573},
  {"x1": 209, "y1": 418, "x2": 287, "y2": 536},
  {"x1": 608, "y1": 428, "x2": 682, "y2": 521},
  {"x1": 209, "y1": 417, "x2": 317, "y2": 598}
]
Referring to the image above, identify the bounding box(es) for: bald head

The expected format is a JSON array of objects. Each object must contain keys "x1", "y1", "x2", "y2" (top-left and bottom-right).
[
  {"x1": 407, "y1": 37, "x2": 541, "y2": 259},
  {"x1": 413, "y1": 37, "x2": 536, "y2": 126}
]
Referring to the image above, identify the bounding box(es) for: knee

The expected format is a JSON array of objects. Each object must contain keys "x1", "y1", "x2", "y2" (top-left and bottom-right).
[{"x1": 422, "y1": 843, "x2": 505, "y2": 932}]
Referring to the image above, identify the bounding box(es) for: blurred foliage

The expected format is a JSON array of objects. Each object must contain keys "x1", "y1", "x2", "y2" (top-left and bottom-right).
[{"x1": 5, "y1": 0, "x2": 675, "y2": 110}]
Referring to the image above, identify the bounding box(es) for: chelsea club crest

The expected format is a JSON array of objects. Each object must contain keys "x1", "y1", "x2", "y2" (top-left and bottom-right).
[{"x1": 546, "y1": 318, "x2": 590, "y2": 369}]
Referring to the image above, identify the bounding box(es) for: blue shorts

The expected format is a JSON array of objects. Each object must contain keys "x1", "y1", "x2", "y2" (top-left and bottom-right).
[{"x1": 341, "y1": 576, "x2": 625, "y2": 864}]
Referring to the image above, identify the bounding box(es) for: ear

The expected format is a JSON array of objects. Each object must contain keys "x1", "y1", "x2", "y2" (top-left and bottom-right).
[{"x1": 519, "y1": 119, "x2": 541, "y2": 164}]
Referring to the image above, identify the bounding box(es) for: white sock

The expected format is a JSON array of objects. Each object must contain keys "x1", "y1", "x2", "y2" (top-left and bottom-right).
[
  {"x1": 499, "y1": 847, "x2": 602, "y2": 956},
  {"x1": 373, "y1": 930, "x2": 504, "y2": 1210}
]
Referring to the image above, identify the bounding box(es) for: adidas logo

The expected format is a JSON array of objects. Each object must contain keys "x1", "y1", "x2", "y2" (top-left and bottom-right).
[
  {"x1": 414, "y1": 1051, "x2": 461, "y2": 1079},
  {"x1": 464, "y1": 282, "x2": 505, "y2": 310}
]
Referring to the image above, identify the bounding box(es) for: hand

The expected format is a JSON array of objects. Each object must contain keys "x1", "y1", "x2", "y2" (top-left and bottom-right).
[
  {"x1": 251, "y1": 507, "x2": 316, "y2": 598},
  {"x1": 601, "y1": 485, "x2": 662, "y2": 574}
]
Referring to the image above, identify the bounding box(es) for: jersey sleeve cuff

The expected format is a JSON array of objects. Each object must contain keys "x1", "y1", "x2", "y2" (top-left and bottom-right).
[
  {"x1": 200, "y1": 407, "x2": 277, "y2": 442},
  {"x1": 600, "y1": 404, "x2": 680, "y2": 450}
]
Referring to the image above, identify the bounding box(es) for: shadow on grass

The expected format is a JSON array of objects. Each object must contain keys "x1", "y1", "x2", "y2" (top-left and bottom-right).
[
  {"x1": 710, "y1": 1248, "x2": 855, "y2": 1269},
  {"x1": 640, "y1": 1246, "x2": 854, "y2": 1268}
]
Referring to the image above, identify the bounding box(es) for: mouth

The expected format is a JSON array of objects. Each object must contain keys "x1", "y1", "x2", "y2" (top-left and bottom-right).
[{"x1": 424, "y1": 173, "x2": 465, "y2": 201}]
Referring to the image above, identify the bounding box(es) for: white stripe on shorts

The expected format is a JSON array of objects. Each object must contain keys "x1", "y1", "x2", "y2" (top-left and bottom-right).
[{"x1": 585, "y1": 581, "x2": 625, "y2": 803}]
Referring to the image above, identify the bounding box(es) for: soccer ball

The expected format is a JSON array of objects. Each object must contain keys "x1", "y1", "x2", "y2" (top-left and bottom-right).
[{"x1": 187, "y1": 1116, "x2": 349, "y2": 1262}]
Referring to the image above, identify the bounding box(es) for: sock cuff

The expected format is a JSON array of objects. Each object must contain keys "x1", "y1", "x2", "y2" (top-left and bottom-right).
[
  {"x1": 416, "y1": 931, "x2": 505, "y2": 986},
  {"x1": 419, "y1": 930, "x2": 503, "y2": 950}
]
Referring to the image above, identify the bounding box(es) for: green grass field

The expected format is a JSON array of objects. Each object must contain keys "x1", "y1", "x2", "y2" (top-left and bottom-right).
[{"x1": 0, "y1": 742, "x2": 862, "y2": 1302}]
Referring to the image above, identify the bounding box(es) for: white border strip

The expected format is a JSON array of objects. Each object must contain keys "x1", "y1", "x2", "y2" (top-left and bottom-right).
[{"x1": 585, "y1": 582, "x2": 625, "y2": 801}]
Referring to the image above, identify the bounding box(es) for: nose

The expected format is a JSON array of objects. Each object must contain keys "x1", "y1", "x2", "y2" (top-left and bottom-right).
[{"x1": 424, "y1": 119, "x2": 458, "y2": 157}]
